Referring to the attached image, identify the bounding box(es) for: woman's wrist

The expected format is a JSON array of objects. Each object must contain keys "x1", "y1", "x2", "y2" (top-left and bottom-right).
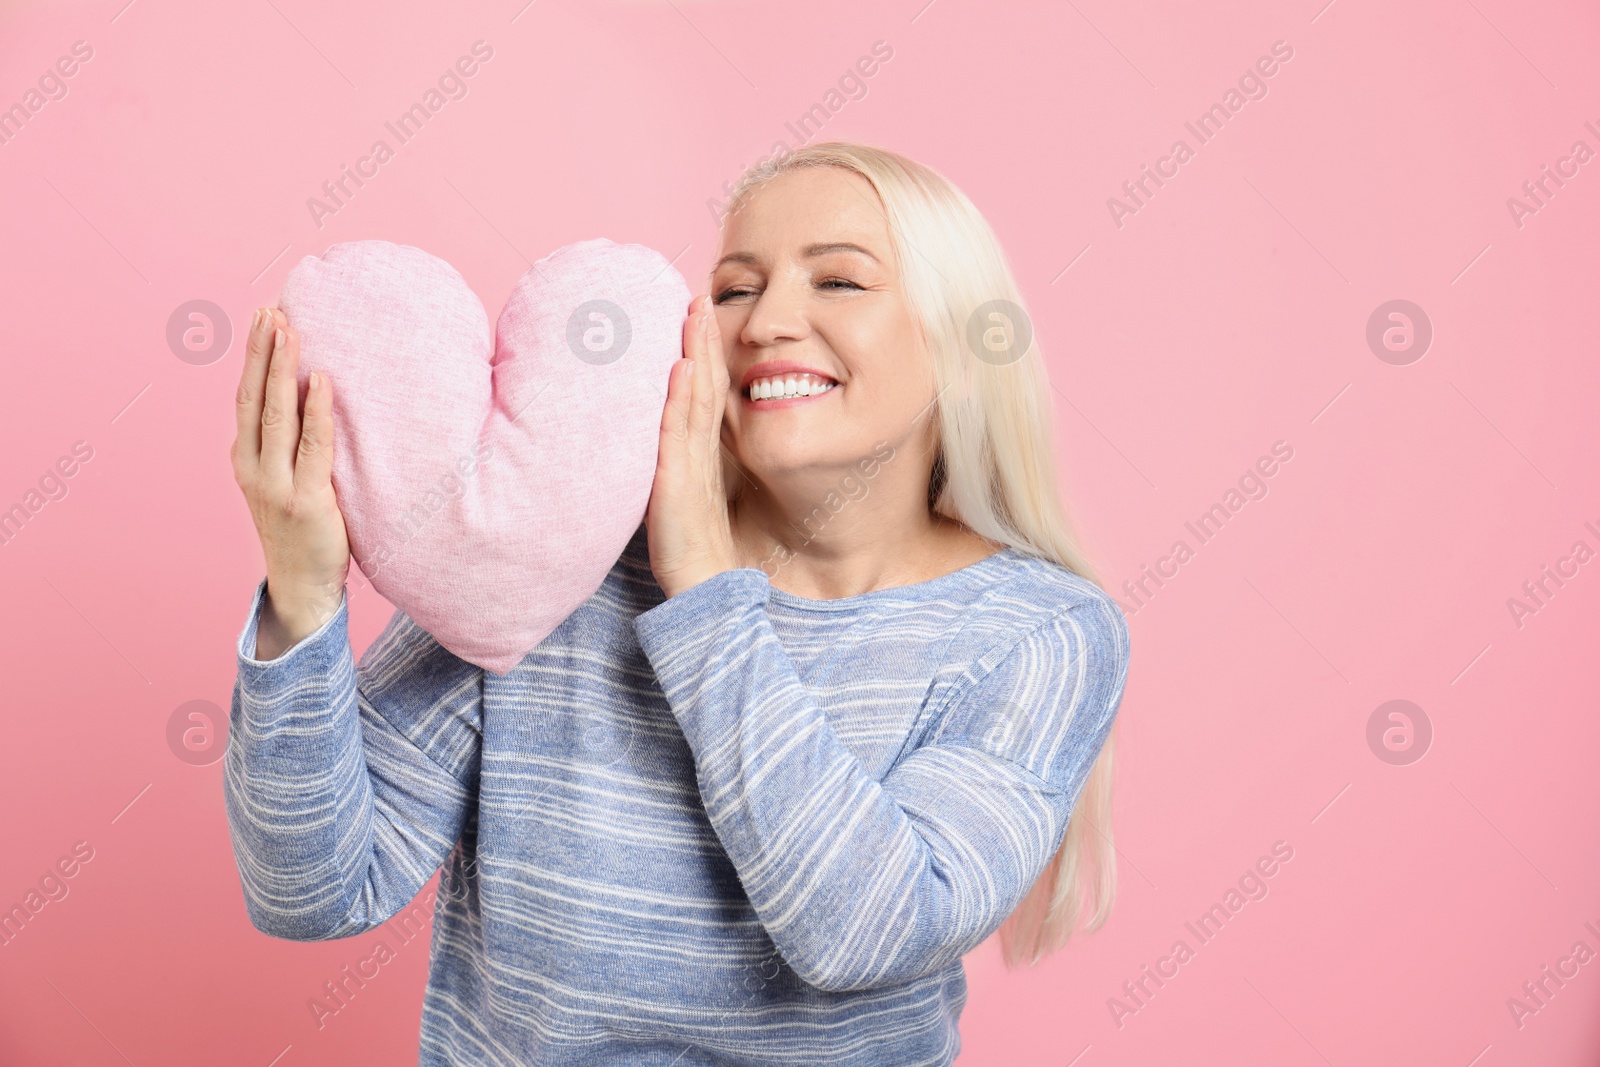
[
  {"x1": 255, "y1": 576, "x2": 342, "y2": 660},
  {"x1": 655, "y1": 557, "x2": 735, "y2": 600}
]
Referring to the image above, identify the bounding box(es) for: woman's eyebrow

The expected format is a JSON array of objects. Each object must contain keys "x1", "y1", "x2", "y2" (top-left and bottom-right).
[
  {"x1": 713, "y1": 242, "x2": 880, "y2": 271},
  {"x1": 803, "y1": 242, "x2": 879, "y2": 262},
  {"x1": 714, "y1": 251, "x2": 760, "y2": 270}
]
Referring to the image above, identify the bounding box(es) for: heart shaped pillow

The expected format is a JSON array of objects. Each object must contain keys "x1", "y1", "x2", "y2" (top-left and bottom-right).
[{"x1": 279, "y1": 238, "x2": 689, "y2": 674}]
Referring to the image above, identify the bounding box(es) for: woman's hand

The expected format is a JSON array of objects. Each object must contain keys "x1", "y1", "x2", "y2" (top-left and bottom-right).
[
  {"x1": 231, "y1": 307, "x2": 352, "y2": 659},
  {"x1": 645, "y1": 295, "x2": 737, "y2": 599}
]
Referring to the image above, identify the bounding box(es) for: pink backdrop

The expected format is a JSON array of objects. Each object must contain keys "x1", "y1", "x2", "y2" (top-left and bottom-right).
[{"x1": 1, "y1": 0, "x2": 1597, "y2": 1063}]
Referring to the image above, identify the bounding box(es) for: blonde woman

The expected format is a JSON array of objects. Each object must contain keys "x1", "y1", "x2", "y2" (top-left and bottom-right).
[{"x1": 226, "y1": 141, "x2": 1132, "y2": 1065}]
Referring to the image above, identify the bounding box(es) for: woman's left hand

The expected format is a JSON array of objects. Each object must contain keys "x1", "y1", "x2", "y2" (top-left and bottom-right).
[{"x1": 645, "y1": 294, "x2": 737, "y2": 599}]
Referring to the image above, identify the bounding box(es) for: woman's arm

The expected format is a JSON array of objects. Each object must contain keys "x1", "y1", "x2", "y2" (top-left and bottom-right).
[
  {"x1": 225, "y1": 306, "x2": 483, "y2": 941},
  {"x1": 634, "y1": 569, "x2": 1130, "y2": 992},
  {"x1": 224, "y1": 578, "x2": 484, "y2": 941}
]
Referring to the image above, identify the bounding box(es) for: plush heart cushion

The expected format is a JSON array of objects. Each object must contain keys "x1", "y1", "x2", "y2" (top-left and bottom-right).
[{"x1": 279, "y1": 238, "x2": 689, "y2": 674}]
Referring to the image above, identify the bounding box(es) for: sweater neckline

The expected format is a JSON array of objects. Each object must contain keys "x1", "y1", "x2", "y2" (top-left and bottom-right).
[{"x1": 764, "y1": 547, "x2": 1021, "y2": 612}]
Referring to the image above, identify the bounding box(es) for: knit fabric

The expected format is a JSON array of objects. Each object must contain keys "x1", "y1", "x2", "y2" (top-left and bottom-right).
[{"x1": 224, "y1": 527, "x2": 1131, "y2": 1065}]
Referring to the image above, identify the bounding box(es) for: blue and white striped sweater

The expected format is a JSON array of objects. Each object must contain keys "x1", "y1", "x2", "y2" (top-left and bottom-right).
[{"x1": 224, "y1": 526, "x2": 1131, "y2": 1065}]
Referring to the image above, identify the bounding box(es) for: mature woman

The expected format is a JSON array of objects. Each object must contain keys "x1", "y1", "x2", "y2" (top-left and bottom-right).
[{"x1": 226, "y1": 142, "x2": 1131, "y2": 1065}]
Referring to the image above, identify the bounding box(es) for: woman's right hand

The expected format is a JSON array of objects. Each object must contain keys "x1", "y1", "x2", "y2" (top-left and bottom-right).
[{"x1": 231, "y1": 307, "x2": 351, "y2": 660}]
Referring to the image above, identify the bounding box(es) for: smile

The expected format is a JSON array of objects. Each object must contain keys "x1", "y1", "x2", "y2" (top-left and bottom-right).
[{"x1": 745, "y1": 372, "x2": 838, "y2": 402}]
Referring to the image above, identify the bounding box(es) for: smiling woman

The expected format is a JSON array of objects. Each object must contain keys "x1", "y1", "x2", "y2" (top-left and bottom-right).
[
  {"x1": 224, "y1": 141, "x2": 1130, "y2": 1066},
  {"x1": 664, "y1": 144, "x2": 1127, "y2": 963}
]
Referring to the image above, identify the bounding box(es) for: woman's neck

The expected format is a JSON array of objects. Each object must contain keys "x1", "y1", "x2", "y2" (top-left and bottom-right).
[{"x1": 727, "y1": 474, "x2": 998, "y2": 600}]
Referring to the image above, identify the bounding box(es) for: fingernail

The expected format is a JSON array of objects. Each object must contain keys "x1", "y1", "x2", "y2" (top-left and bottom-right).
[
  {"x1": 309, "y1": 371, "x2": 320, "y2": 391},
  {"x1": 250, "y1": 308, "x2": 261, "y2": 331},
  {"x1": 274, "y1": 328, "x2": 286, "y2": 351}
]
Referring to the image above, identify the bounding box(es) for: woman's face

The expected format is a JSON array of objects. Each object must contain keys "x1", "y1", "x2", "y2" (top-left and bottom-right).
[{"x1": 711, "y1": 167, "x2": 937, "y2": 487}]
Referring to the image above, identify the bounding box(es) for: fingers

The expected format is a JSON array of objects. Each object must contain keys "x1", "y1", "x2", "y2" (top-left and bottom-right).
[
  {"x1": 292, "y1": 370, "x2": 336, "y2": 496},
  {"x1": 663, "y1": 297, "x2": 709, "y2": 450},
  {"x1": 704, "y1": 301, "x2": 731, "y2": 426},
  {"x1": 682, "y1": 293, "x2": 707, "y2": 362},
  {"x1": 688, "y1": 310, "x2": 716, "y2": 454},
  {"x1": 661, "y1": 354, "x2": 694, "y2": 447},
  {"x1": 683, "y1": 296, "x2": 730, "y2": 466},
  {"x1": 232, "y1": 307, "x2": 279, "y2": 477},
  {"x1": 659, "y1": 297, "x2": 724, "y2": 480},
  {"x1": 258, "y1": 317, "x2": 303, "y2": 491}
]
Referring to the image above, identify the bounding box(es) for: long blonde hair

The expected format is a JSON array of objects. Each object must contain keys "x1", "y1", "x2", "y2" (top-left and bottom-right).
[{"x1": 717, "y1": 141, "x2": 1119, "y2": 967}]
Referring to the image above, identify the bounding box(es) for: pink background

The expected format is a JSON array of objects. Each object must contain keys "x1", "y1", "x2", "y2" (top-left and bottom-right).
[{"x1": 1, "y1": 0, "x2": 1597, "y2": 1063}]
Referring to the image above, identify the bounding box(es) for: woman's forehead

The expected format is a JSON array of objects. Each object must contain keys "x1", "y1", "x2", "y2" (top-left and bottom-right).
[{"x1": 722, "y1": 169, "x2": 889, "y2": 252}]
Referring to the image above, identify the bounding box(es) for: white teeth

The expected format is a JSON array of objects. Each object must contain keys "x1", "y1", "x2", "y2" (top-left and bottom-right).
[{"x1": 746, "y1": 372, "x2": 837, "y2": 401}]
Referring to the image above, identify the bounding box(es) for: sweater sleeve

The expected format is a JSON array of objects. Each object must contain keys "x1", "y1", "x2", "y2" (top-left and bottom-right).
[
  {"x1": 223, "y1": 577, "x2": 484, "y2": 942},
  {"x1": 633, "y1": 567, "x2": 1131, "y2": 992}
]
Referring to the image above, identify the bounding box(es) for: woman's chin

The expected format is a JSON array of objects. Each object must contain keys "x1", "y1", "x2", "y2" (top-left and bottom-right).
[{"x1": 727, "y1": 439, "x2": 854, "y2": 484}]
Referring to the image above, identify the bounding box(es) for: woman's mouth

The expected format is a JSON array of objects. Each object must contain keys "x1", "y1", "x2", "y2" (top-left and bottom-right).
[{"x1": 745, "y1": 371, "x2": 838, "y2": 403}]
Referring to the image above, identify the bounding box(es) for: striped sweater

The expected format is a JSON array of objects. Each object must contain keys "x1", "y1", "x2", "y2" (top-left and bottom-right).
[{"x1": 224, "y1": 526, "x2": 1131, "y2": 1065}]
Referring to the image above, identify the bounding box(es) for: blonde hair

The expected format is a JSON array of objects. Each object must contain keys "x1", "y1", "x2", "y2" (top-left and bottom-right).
[{"x1": 717, "y1": 141, "x2": 1119, "y2": 967}]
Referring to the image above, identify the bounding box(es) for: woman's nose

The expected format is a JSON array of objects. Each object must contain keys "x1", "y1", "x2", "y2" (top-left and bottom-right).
[{"x1": 739, "y1": 278, "x2": 810, "y2": 347}]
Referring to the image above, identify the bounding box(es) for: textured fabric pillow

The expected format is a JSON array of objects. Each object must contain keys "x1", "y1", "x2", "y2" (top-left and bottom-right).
[{"x1": 278, "y1": 239, "x2": 689, "y2": 674}]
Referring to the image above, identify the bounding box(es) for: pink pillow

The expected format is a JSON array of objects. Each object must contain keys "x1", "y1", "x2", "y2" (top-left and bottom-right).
[{"x1": 279, "y1": 239, "x2": 689, "y2": 674}]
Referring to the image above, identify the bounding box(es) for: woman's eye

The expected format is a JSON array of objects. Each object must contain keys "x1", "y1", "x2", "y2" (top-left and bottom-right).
[{"x1": 711, "y1": 278, "x2": 860, "y2": 303}]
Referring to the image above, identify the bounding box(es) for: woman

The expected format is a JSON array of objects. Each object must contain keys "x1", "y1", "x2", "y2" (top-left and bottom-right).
[{"x1": 226, "y1": 142, "x2": 1131, "y2": 1065}]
